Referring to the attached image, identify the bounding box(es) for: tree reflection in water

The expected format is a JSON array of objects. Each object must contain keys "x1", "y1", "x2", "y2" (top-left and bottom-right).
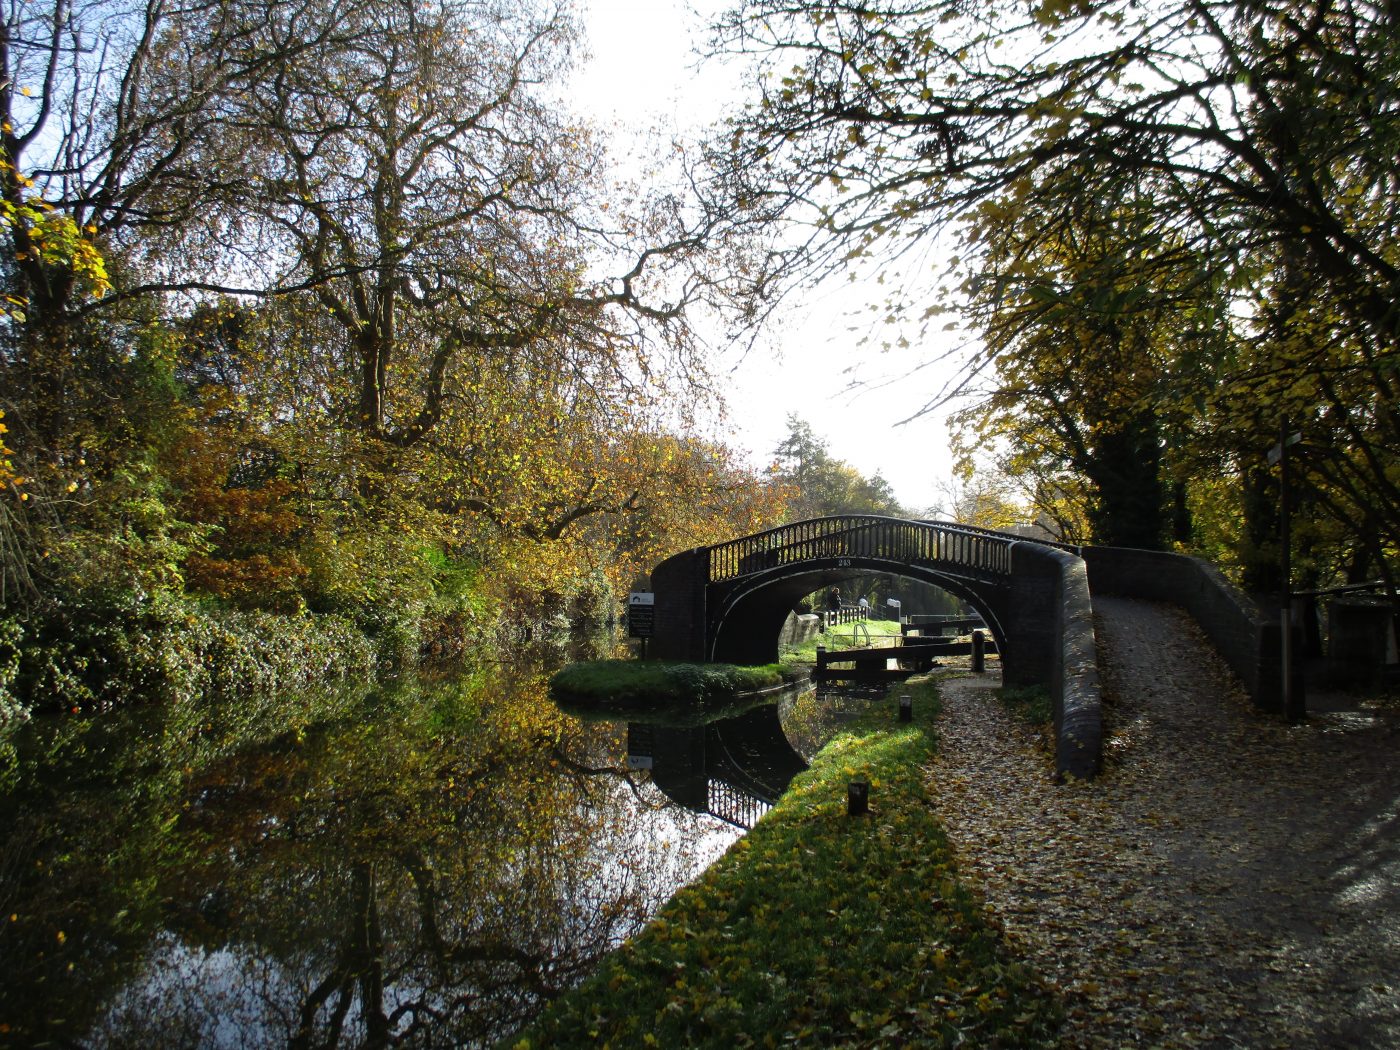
[
  {"x1": 0, "y1": 656, "x2": 739, "y2": 1048},
  {"x1": 778, "y1": 682, "x2": 890, "y2": 761}
]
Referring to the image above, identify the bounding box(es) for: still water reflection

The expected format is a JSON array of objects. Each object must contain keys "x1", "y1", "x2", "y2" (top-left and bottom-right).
[
  {"x1": 0, "y1": 649, "x2": 757, "y2": 1048},
  {"x1": 628, "y1": 704, "x2": 809, "y2": 831}
]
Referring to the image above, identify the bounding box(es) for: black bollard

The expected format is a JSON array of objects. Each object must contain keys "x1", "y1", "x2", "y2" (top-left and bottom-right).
[
  {"x1": 899, "y1": 693, "x2": 912, "y2": 722},
  {"x1": 847, "y1": 779, "x2": 869, "y2": 816},
  {"x1": 971, "y1": 629, "x2": 985, "y2": 673}
]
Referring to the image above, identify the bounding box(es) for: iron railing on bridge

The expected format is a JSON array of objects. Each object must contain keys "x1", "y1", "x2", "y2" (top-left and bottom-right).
[
  {"x1": 824, "y1": 604, "x2": 868, "y2": 626},
  {"x1": 706, "y1": 778, "x2": 771, "y2": 830},
  {"x1": 706, "y1": 516, "x2": 1014, "y2": 583}
]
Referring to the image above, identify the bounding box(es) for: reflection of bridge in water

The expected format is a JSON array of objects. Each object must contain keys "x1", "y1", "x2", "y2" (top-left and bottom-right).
[
  {"x1": 706, "y1": 779, "x2": 768, "y2": 831},
  {"x1": 627, "y1": 704, "x2": 810, "y2": 830}
]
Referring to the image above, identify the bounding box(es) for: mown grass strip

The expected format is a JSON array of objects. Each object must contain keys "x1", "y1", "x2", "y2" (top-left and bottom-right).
[
  {"x1": 548, "y1": 659, "x2": 799, "y2": 713},
  {"x1": 509, "y1": 679, "x2": 1062, "y2": 1049},
  {"x1": 782, "y1": 617, "x2": 905, "y2": 662}
]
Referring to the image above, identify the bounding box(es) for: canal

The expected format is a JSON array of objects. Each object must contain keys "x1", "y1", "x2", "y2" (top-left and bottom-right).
[{"x1": 0, "y1": 644, "x2": 869, "y2": 1047}]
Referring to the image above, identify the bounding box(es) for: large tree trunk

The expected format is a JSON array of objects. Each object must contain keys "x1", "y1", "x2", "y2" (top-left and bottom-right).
[{"x1": 1083, "y1": 410, "x2": 1165, "y2": 550}]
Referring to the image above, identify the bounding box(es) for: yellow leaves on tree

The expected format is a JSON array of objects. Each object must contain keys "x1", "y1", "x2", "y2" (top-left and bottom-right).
[
  {"x1": 391, "y1": 345, "x2": 788, "y2": 618},
  {"x1": 0, "y1": 201, "x2": 111, "y2": 320},
  {"x1": 0, "y1": 412, "x2": 17, "y2": 493}
]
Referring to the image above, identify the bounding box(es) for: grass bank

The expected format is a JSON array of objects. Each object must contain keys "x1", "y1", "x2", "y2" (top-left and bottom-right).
[
  {"x1": 510, "y1": 677, "x2": 1062, "y2": 1048},
  {"x1": 782, "y1": 617, "x2": 904, "y2": 662},
  {"x1": 548, "y1": 659, "x2": 802, "y2": 716}
]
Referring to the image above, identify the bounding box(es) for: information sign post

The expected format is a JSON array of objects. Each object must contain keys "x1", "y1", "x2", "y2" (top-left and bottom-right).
[{"x1": 627, "y1": 591, "x2": 655, "y2": 658}]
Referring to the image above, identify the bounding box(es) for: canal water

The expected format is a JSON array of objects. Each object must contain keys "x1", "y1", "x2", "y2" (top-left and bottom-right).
[{"x1": 0, "y1": 645, "x2": 876, "y2": 1048}]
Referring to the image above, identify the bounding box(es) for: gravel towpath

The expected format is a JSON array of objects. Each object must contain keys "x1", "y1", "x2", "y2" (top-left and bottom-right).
[{"x1": 925, "y1": 596, "x2": 1400, "y2": 1049}]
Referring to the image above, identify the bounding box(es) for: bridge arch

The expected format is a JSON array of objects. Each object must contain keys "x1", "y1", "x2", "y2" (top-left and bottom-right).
[{"x1": 708, "y1": 560, "x2": 1008, "y2": 667}]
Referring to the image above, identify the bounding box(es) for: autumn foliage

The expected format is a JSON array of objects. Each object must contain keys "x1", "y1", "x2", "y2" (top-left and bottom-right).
[
  {"x1": 712, "y1": 0, "x2": 1400, "y2": 592},
  {"x1": 0, "y1": 0, "x2": 786, "y2": 717}
]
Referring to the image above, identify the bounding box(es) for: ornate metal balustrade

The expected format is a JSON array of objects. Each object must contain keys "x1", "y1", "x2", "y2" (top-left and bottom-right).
[{"x1": 706, "y1": 515, "x2": 1015, "y2": 584}]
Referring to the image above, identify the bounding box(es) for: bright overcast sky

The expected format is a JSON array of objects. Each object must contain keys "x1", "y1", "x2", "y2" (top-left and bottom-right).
[{"x1": 571, "y1": 0, "x2": 961, "y2": 514}]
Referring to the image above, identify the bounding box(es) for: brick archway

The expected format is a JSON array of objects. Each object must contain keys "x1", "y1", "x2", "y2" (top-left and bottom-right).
[{"x1": 650, "y1": 516, "x2": 1069, "y2": 688}]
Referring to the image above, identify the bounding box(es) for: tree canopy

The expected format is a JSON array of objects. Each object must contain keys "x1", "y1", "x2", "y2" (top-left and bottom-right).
[
  {"x1": 771, "y1": 413, "x2": 903, "y2": 520},
  {"x1": 0, "y1": 0, "x2": 787, "y2": 719},
  {"x1": 711, "y1": 0, "x2": 1400, "y2": 586}
]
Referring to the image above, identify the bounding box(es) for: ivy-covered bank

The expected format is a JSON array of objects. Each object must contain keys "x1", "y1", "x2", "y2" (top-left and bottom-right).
[
  {"x1": 509, "y1": 678, "x2": 1062, "y2": 1049},
  {"x1": 0, "y1": 572, "x2": 509, "y2": 787}
]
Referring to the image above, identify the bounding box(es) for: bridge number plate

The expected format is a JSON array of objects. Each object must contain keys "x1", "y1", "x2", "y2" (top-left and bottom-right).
[{"x1": 627, "y1": 591, "x2": 656, "y2": 638}]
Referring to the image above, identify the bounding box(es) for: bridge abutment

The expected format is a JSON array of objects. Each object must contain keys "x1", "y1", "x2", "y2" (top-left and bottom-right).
[
  {"x1": 1004, "y1": 544, "x2": 1063, "y2": 687},
  {"x1": 650, "y1": 547, "x2": 708, "y2": 662}
]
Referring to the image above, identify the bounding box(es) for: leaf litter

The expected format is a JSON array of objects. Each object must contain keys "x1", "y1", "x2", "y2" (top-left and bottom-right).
[{"x1": 926, "y1": 597, "x2": 1400, "y2": 1049}]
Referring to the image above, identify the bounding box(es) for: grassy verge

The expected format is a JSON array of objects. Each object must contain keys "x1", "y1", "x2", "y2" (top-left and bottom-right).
[
  {"x1": 510, "y1": 678, "x2": 1062, "y2": 1049},
  {"x1": 548, "y1": 659, "x2": 801, "y2": 714},
  {"x1": 782, "y1": 617, "x2": 905, "y2": 662}
]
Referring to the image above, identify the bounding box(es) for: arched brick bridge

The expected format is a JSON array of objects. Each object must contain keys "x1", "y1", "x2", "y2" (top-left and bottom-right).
[
  {"x1": 646, "y1": 514, "x2": 1292, "y2": 780},
  {"x1": 649, "y1": 515, "x2": 1074, "y2": 691}
]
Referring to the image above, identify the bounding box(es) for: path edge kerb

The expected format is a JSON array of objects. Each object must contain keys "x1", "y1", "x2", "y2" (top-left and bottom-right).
[{"x1": 1017, "y1": 543, "x2": 1102, "y2": 781}]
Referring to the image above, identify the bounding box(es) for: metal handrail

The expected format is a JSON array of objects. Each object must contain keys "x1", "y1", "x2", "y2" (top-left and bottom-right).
[{"x1": 706, "y1": 515, "x2": 1016, "y2": 584}]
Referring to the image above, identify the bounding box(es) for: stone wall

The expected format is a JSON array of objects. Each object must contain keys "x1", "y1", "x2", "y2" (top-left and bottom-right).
[
  {"x1": 1057, "y1": 552, "x2": 1103, "y2": 781},
  {"x1": 1080, "y1": 546, "x2": 1281, "y2": 713},
  {"x1": 1011, "y1": 542, "x2": 1102, "y2": 781},
  {"x1": 649, "y1": 548, "x2": 709, "y2": 662},
  {"x1": 777, "y1": 612, "x2": 822, "y2": 652}
]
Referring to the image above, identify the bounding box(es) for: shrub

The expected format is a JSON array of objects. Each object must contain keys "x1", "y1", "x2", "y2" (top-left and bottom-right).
[
  {"x1": 0, "y1": 616, "x2": 24, "y2": 787},
  {"x1": 10, "y1": 589, "x2": 374, "y2": 716}
]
